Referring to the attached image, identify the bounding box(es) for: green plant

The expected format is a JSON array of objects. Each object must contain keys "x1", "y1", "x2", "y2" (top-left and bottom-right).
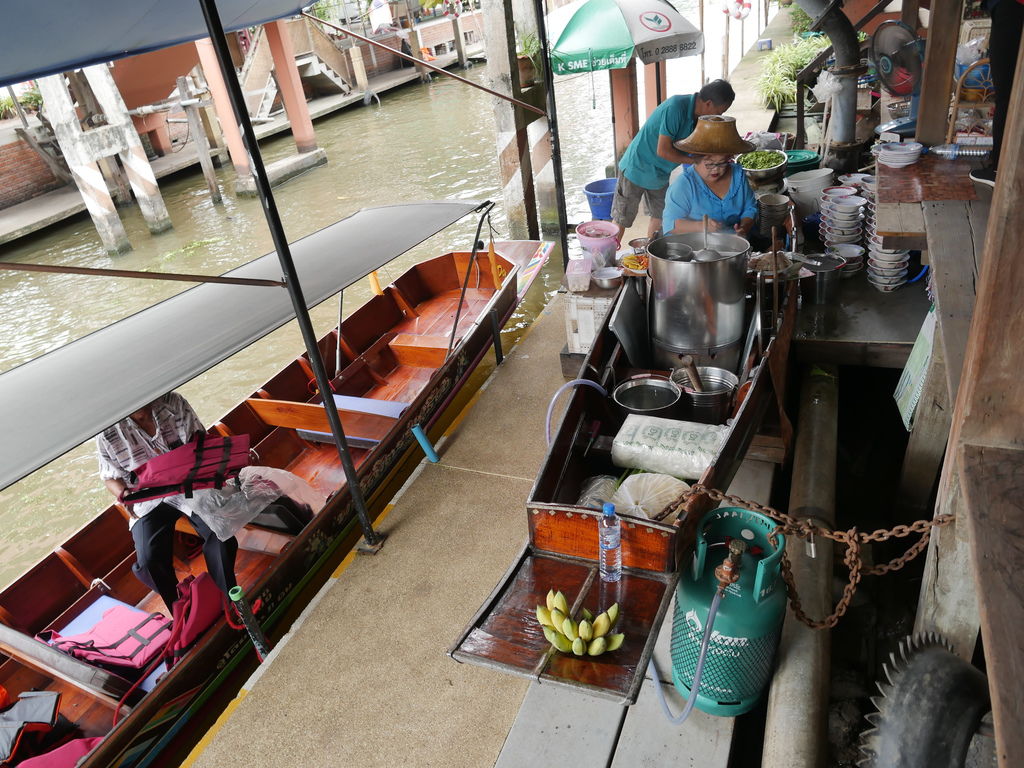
[
  {"x1": 790, "y1": 6, "x2": 814, "y2": 37},
  {"x1": 755, "y1": 35, "x2": 832, "y2": 110},
  {"x1": 19, "y1": 87, "x2": 42, "y2": 112},
  {"x1": 0, "y1": 95, "x2": 15, "y2": 120},
  {"x1": 516, "y1": 27, "x2": 543, "y2": 71}
]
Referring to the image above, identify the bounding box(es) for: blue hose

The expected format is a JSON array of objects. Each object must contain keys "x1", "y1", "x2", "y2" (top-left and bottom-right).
[
  {"x1": 545, "y1": 379, "x2": 607, "y2": 446},
  {"x1": 648, "y1": 587, "x2": 724, "y2": 725}
]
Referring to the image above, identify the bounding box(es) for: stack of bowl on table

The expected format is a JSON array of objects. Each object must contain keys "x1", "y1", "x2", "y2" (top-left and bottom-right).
[
  {"x1": 872, "y1": 141, "x2": 923, "y2": 168},
  {"x1": 837, "y1": 172, "x2": 910, "y2": 291},
  {"x1": 819, "y1": 186, "x2": 869, "y2": 277},
  {"x1": 756, "y1": 193, "x2": 791, "y2": 236}
]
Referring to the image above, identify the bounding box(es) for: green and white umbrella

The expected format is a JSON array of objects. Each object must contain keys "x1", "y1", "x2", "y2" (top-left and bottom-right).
[{"x1": 547, "y1": 0, "x2": 703, "y2": 75}]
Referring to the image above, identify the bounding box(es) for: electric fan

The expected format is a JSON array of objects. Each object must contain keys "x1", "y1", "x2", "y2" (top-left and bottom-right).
[{"x1": 872, "y1": 21, "x2": 925, "y2": 137}]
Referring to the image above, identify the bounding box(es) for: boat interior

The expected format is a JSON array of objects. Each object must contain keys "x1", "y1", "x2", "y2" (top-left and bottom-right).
[{"x1": 0, "y1": 248, "x2": 515, "y2": 749}]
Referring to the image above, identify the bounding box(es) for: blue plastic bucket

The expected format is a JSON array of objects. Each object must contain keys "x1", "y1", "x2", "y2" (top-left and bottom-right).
[{"x1": 584, "y1": 178, "x2": 617, "y2": 220}]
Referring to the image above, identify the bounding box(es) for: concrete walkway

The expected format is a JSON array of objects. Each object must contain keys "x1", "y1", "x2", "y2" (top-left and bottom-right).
[
  {"x1": 186, "y1": 294, "x2": 570, "y2": 768},
  {"x1": 0, "y1": 49, "x2": 479, "y2": 247}
]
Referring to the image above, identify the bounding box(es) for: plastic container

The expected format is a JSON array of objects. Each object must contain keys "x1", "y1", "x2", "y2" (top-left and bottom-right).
[
  {"x1": 783, "y1": 149, "x2": 821, "y2": 176},
  {"x1": 576, "y1": 220, "x2": 619, "y2": 266},
  {"x1": 565, "y1": 253, "x2": 592, "y2": 292},
  {"x1": 584, "y1": 178, "x2": 617, "y2": 220},
  {"x1": 929, "y1": 143, "x2": 991, "y2": 159},
  {"x1": 599, "y1": 502, "x2": 622, "y2": 582}
]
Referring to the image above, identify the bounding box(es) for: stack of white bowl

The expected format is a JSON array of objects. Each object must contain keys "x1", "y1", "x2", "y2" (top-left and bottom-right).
[
  {"x1": 872, "y1": 141, "x2": 923, "y2": 168},
  {"x1": 865, "y1": 240, "x2": 911, "y2": 291},
  {"x1": 819, "y1": 186, "x2": 868, "y2": 258},
  {"x1": 826, "y1": 243, "x2": 866, "y2": 278},
  {"x1": 839, "y1": 173, "x2": 878, "y2": 250}
]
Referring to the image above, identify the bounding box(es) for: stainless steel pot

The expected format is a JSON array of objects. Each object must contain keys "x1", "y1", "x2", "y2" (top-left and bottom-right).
[
  {"x1": 647, "y1": 233, "x2": 751, "y2": 354},
  {"x1": 611, "y1": 375, "x2": 682, "y2": 419}
]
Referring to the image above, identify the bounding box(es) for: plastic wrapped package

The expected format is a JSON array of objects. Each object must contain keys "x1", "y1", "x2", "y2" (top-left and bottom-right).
[
  {"x1": 576, "y1": 475, "x2": 619, "y2": 509},
  {"x1": 611, "y1": 415, "x2": 728, "y2": 480},
  {"x1": 611, "y1": 473, "x2": 690, "y2": 522},
  {"x1": 189, "y1": 466, "x2": 326, "y2": 541}
]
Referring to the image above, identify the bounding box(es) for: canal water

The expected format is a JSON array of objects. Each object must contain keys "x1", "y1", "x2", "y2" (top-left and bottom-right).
[{"x1": 0, "y1": 4, "x2": 770, "y2": 586}]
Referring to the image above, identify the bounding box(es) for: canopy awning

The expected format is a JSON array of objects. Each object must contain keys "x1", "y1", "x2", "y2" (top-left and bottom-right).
[
  {"x1": 0, "y1": 0, "x2": 307, "y2": 88},
  {"x1": 0, "y1": 200, "x2": 484, "y2": 491}
]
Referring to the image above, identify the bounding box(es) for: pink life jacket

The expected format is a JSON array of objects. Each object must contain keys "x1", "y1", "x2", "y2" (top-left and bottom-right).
[
  {"x1": 164, "y1": 573, "x2": 223, "y2": 667},
  {"x1": 121, "y1": 431, "x2": 250, "y2": 504},
  {"x1": 16, "y1": 737, "x2": 104, "y2": 768},
  {"x1": 38, "y1": 605, "x2": 171, "y2": 670}
]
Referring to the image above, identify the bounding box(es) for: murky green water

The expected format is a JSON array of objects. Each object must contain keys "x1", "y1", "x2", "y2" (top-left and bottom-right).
[{"x1": 0, "y1": 4, "x2": 772, "y2": 586}]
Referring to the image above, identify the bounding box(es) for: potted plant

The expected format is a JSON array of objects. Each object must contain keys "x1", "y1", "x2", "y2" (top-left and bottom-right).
[{"x1": 516, "y1": 29, "x2": 543, "y2": 86}]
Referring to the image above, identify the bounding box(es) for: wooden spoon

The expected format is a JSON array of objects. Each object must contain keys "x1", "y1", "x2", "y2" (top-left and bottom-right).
[{"x1": 679, "y1": 355, "x2": 705, "y2": 393}]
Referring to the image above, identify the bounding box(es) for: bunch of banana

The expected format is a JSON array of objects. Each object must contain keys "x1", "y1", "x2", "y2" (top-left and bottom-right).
[{"x1": 535, "y1": 589, "x2": 625, "y2": 657}]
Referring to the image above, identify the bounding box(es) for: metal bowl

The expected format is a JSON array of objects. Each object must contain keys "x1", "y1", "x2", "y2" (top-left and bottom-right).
[
  {"x1": 591, "y1": 267, "x2": 623, "y2": 290},
  {"x1": 740, "y1": 150, "x2": 788, "y2": 183}
]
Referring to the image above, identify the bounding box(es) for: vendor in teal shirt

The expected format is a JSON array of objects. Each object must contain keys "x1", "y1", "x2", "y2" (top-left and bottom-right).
[
  {"x1": 663, "y1": 156, "x2": 757, "y2": 237},
  {"x1": 611, "y1": 80, "x2": 735, "y2": 240}
]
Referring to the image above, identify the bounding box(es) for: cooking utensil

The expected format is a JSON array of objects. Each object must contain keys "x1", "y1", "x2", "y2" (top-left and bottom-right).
[
  {"x1": 678, "y1": 355, "x2": 705, "y2": 392},
  {"x1": 692, "y1": 215, "x2": 722, "y2": 262},
  {"x1": 788, "y1": 253, "x2": 821, "y2": 267}
]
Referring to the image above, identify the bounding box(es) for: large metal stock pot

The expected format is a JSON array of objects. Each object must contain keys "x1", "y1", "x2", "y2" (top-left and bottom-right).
[{"x1": 647, "y1": 233, "x2": 751, "y2": 356}]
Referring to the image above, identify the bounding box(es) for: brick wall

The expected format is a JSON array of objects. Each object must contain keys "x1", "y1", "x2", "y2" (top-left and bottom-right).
[{"x1": 0, "y1": 137, "x2": 63, "y2": 210}]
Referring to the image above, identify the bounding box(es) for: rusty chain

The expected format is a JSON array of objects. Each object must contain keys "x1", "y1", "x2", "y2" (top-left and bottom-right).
[{"x1": 677, "y1": 484, "x2": 956, "y2": 630}]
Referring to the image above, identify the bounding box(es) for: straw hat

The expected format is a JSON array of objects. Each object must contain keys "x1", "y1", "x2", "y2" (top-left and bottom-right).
[{"x1": 673, "y1": 115, "x2": 754, "y2": 155}]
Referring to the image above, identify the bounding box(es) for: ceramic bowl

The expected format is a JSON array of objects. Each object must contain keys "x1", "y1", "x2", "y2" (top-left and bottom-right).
[
  {"x1": 868, "y1": 249, "x2": 910, "y2": 263},
  {"x1": 868, "y1": 279, "x2": 905, "y2": 292},
  {"x1": 823, "y1": 230, "x2": 862, "y2": 244},
  {"x1": 821, "y1": 209, "x2": 864, "y2": 223},
  {"x1": 867, "y1": 268, "x2": 908, "y2": 284},
  {"x1": 823, "y1": 223, "x2": 862, "y2": 237},
  {"x1": 868, "y1": 261, "x2": 910, "y2": 275},
  {"x1": 821, "y1": 185, "x2": 857, "y2": 199},
  {"x1": 829, "y1": 195, "x2": 869, "y2": 213}
]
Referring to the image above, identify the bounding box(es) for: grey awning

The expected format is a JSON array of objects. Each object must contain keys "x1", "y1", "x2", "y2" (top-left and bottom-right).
[
  {"x1": 0, "y1": 200, "x2": 484, "y2": 491},
  {"x1": 0, "y1": 0, "x2": 308, "y2": 88}
]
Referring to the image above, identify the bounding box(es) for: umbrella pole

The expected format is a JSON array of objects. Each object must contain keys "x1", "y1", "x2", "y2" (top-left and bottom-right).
[
  {"x1": 700, "y1": 0, "x2": 706, "y2": 84},
  {"x1": 533, "y1": 0, "x2": 572, "y2": 268},
  {"x1": 723, "y1": 14, "x2": 730, "y2": 78}
]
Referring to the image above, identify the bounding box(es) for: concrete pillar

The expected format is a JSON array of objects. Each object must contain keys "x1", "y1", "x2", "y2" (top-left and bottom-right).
[
  {"x1": 264, "y1": 19, "x2": 317, "y2": 153},
  {"x1": 452, "y1": 16, "x2": 469, "y2": 68},
  {"x1": 348, "y1": 46, "x2": 370, "y2": 91},
  {"x1": 36, "y1": 74, "x2": 131, "y2": 253},
  {"x1": 82, "y1": 65, "x2": 172, "y2": 234},
  {"x1": 483, "y1": 0, "x2": 539, "y2": 240},
  {"x1": 195, "y1": 38, "x2": 253, "y2": 181},
  {"x1": 408, "y1": 28, "x2": 432, "y2": 83}
]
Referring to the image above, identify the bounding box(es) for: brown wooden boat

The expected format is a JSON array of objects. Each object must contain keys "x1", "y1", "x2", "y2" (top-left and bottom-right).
[
  {"x1": 0, "y1": 216, "x2": 549, "y2": 767},
  {"x1": 450, "y1": 278, "x2": 797, "y2": 704}
]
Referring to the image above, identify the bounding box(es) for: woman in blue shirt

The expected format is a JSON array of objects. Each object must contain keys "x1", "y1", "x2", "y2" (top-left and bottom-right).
[{"x1": 662, "y1": 154, "x2": 757, "y2": 237}]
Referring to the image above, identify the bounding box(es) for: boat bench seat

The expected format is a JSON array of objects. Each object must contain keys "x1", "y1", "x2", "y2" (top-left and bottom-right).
[
  {"x1": 246, "y1": 394, "x2": 410, "y2": 449},
  {"x1": 388, "y1": 334, "x2": 452, "y2": 368}
]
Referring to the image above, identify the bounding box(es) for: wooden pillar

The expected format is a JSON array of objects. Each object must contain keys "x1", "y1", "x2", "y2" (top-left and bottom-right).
[
  {"x1": 914, "y1": 0, "x2": 964, "y2": 146},
  {"x1": 948, "y1": 36, "x2": 1024, "y2": 766},
  {"x1": 195, "y1": 38, "x2": 252, "y2": 181},
  {"x1": 901, "y1": 0, "x2": 921, "y2": 31},
  {"x1": 452, "y1": 16, "x2": 469, "y2": 68},
  {"x1": 348, "y1": 46, "x2": 370, "y2": 91},
  {"x1": 483, "y1": 0, "x2": 540, "y2": 240},
  {"x1": 644, "y1": 60, "x2": 667, "y2": 117},
  {"x1": 265, "y1": 20, "x2": 317, "y2": 153},
  {"x1": 611, "y1": 61, "x2": 639, "y2": 168}
]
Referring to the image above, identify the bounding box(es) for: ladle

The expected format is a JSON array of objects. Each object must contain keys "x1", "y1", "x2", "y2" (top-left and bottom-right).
[
  {"x1": 679, "y1": 355, "x2": 705, "y2": 392},
  {"x1": 692, "y1": 215, "x2": 721, "y2": 262}
]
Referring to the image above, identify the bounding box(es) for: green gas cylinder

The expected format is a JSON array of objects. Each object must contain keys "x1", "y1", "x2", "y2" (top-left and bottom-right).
[{"x1": 671, "y1": 506, "x2": 787, "y2": 716}]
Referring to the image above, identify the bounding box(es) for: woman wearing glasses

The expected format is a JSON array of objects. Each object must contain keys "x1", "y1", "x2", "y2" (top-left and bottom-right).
[{"x1": 661, "y1": 116, "x2": 757, "y2": 238}]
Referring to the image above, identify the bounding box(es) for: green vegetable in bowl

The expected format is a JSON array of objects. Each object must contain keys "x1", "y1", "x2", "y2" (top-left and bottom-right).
[{"x1": 739, "y1": 150, "x2": 785, "y2": 170}]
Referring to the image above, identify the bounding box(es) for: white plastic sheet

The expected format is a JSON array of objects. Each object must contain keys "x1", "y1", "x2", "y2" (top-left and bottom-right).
[
  {"x1": 611, "y1": 415, "x2": 727, "y2": 480},
  {"x1": 611, "y1": 473, "x2": 690, "y2": 522}
]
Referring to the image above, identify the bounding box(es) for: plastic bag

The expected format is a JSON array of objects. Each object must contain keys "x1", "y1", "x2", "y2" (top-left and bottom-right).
[
  {"x1": 811, "y1": 70, "x2": 842, "y2": 102},
  {"x1": 576, "y1": 475, "x2": 619, "y2": 509},
  {"x1": 611, "y1": 415, "x2": 727, "y2": 480},
  {"x1": 190, "y1": 466, "x2": 326, "y2": 541},
  {"x1": 611, "y1": 473, "x2": 690, "y2": 522},
  {"x1": 956, "y1": 37, "x2": 986, "y2": 67}
]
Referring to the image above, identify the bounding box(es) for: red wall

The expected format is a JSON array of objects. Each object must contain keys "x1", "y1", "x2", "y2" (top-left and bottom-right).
[{"x1": 0, "y1": 138, "x2": 62, "y2": 210}]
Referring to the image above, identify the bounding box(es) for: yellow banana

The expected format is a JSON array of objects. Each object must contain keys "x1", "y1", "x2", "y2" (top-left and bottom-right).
[
  {"x1": 550, "y1": 631, "x2": 573, "y2": 653},
  {"x1": 578, "y1": 620, "x2": 593, "y2": 642},
  {"x1": 536, "y1": 605, "x2": 553, "y2": 627},
  {"x1": 553, "y1": 591, "x2": 569, "y2": 615},
  {"x1": 587, "y1": 637, "x2": 607, "y2": 656},
  {"x1": 546, "y1": 589, "x2": 556, "y2": 612},
  {"x1": 606, "y1": 603, "x2": 620, "y2": 627},
  {"x1": 582, "y1": 607, "x2": 594, "y2": 622},
  {"x1": 549, "y1": 608, "x2": 567, "y2": 630},
  {"x1": 543, "y1": 626, "x2": 559, "y2": 645},
  {"x1": 562, "y1": 617, "x2": 579, "y2": 642},
  {"x1": 592, "y1": 613, "x2": 610, "y2": 638},
  {"x1": 606, "y1": 633, "x2": 625, "y2": 651},
  {"x1": 572, "y1": 637, "x2": 586, "y2": 656}
]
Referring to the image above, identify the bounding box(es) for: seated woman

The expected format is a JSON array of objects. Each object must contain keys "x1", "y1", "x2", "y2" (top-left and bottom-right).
[{"x1": 662, "y1": 153, "x2": 757, "y2": 238}]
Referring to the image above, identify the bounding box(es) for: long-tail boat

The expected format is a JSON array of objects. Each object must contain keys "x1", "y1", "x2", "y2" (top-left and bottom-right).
[{"x1": 0, "y1": 201, "x2": 549, "y2": 767}]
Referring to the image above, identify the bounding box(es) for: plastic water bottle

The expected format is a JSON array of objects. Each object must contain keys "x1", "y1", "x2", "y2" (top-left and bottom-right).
[
  {"x1": 599, "y1": 502, "x2": 622, "y2": 582},
  {"x1": 928, "y1": 143, "x2": 990, "y2": 159}
]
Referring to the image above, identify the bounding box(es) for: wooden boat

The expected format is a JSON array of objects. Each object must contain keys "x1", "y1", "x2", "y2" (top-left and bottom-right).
[
  {"x1": 0, "y1": 204, "x2": 549, "y2": 767},
  {"x1": 450, "y1": 276, "x2": 796, "y2": 704}
]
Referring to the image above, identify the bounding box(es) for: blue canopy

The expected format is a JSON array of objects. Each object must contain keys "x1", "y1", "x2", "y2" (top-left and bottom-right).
[{"x1": 0, "y1": 0, "x2": 308, "y2": 88}]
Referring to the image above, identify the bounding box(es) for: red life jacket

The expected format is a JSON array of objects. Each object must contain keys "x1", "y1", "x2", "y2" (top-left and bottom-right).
[
  {"x1": 121, "y1": 432, "x2": 250, "y2": 504},
  {"x1": 38, "y1": 605, "x2": 171, "y2": 670},
  {"x1": 163, "y1": 573, "x2": 223, "y2": 666}
]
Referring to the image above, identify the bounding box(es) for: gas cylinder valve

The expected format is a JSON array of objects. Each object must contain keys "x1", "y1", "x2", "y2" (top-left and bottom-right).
[{"x1": 714, "y1": 539, "x2": 747, "y2": 591}]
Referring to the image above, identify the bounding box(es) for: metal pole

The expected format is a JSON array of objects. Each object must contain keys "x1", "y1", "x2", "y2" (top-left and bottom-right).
[
  {"x1": 699, "y1": 0, "x2": 706, "y2": 85},
  {"x1": 488, "y1": 308, "x2": 504, "y2": 365},
  {"x1": 532, "y1": 0, "x2": 572, "y2": 268},
  {"x1": 197, "y1": 0, "x2": 383, "y2": 549},
  {"x1": 762, "y1": 364, "x2": 837, "y2": 768},
  {"x1": 6, "y1": 86, "x2": 29, "y2": 129}
]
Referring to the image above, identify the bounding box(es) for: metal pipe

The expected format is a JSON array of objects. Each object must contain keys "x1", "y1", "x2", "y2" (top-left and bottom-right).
[
  {"x1": 795, "y1": 0, "x2": 860, "y2": 152},
  {"x1": 197, "y1": 0, "x2": 383, "y2": 548},
  {"x1": 302, "y1": 13, "x2": 546, "y2": 118},
  {"x1": 762, "y1": 364, "x2": 838, "y2": 768},
  {"x1": 0, "y1": 261, "x2": 283, "y2": 287}
]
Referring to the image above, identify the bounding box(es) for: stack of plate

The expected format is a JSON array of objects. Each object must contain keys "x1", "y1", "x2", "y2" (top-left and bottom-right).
[
  {"x1": 819, "y1": 189, "x2": 867, "y2": 250},
  {"x1": 866, "y1": 247, "x2": 910, "y2": 291},
  {"x1": 757, "y1": 193, "x2": 792, "y2": 233},
  {"x1": 872, "y1": 141, "x2": 923, "y2": 168},
  {"x1": 826, "y1": 243, "x2": 866, "y2": 278}
]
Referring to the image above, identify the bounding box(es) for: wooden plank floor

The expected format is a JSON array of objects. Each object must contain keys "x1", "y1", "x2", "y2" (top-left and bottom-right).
[{"x1": 494, "y1": 460, "x2": 776, "y2": 767}]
